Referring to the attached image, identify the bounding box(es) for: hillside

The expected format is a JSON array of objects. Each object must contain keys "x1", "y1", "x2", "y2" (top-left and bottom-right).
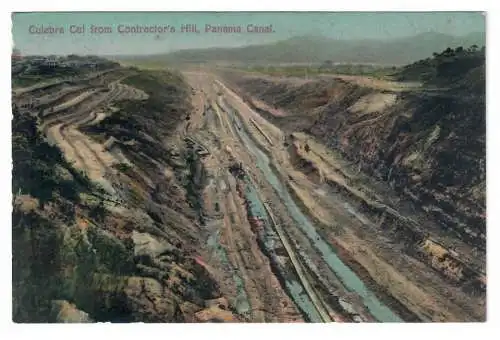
[
  {"x1": 12, "y1": 68, "x2": 237, "y2": 323},
  {"x1": 396, "y1": 45, "x2": 485, "y2": 86},
  {"x1": 133, "y1": 32, "x2": 486, "y2": 65},
  {"x1": 219, "y1": 45, "x2": 486, "y2": 270}
]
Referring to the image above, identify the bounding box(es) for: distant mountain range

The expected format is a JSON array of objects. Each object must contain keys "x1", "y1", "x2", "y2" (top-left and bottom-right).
[{"x1": 131, "y1": 32, "x2": 485, "y2": 65}]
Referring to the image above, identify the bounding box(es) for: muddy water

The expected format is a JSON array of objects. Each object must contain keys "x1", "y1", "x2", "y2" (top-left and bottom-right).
[
  {"x1": 231, "y1": 114, "x2": 403, "y2": 323},
  {"x1": 242, "y1": 176, "x2": 323, "y2": 322},
  {"x1": 206, "y1": 225, "x2": 251, "y2": 315},
  {"x1": 203, "y1": 178, "x2": 251, "y2": 316}
]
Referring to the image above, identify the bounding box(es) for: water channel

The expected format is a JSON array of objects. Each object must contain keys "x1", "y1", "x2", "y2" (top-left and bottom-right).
[{"x1": 230, "y1": 112, "x2": 403, "y2": 322}]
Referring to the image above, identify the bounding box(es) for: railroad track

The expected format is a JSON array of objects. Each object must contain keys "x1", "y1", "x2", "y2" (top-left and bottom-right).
[
  {"x1": 239, "y1": 164, "x2": 332, "y2": 322},
  {"x1": 249, "y1": 118, "x2": 274, "y2": 146},
  {"x1": 213, "y1": 88, "x2": 333, "y2": 321},
  {"x1": 262, "y1": 200, "x2": 332, "y2": 322}
]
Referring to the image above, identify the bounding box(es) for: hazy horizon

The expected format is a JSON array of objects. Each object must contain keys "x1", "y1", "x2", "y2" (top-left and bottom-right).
[{"x1": 12, "y1": 12, "x2": 485, "y2": 56}]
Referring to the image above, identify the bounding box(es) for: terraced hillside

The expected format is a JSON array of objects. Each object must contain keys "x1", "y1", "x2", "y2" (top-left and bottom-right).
[{"x1": 12, "y1": 67, "x2": 239, "y2": 323}]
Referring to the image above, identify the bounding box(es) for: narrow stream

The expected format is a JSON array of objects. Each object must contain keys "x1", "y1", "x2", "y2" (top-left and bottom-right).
[
  {"x1": 242, "y1": 176, "x2": 323, "y2": 322},
  {"x1": 230, "y1": 113, "x2": 403, "y2": 322}
]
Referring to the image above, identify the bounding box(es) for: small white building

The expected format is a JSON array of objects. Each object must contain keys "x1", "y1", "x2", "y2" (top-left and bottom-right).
[{"x1": 45, "y1": 58, "x2": 58, "y2": 68}]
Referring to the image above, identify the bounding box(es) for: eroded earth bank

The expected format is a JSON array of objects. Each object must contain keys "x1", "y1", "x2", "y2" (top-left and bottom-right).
[{"x1": 12, "y1": 53, "x2": 485, "y2": 322}]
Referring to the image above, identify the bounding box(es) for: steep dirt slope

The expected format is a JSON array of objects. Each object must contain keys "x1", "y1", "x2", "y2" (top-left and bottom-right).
[
  {"x1": 221, "y1": 66, "x2": 485, "y2": 254},
  {"x1": 217, "y1": 51, "x2": 485, "y2": 321},
  {"x1": 12, "y1": 69, "x2": 239, "y2": 323}
]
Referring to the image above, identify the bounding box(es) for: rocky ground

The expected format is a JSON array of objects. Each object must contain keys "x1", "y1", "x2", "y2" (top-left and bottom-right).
[
  {"x1": 12, "y1": 67, "x2": 241, "y2": 323},
  {"x1": 12, "y1": 49, "x2": 486, "y2": 323},
  {"x1": 215, "y1": 50, "x2": 486, "y2": 321}
]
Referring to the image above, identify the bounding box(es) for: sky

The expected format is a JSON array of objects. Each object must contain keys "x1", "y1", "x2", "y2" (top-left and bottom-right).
[{"x1": 11, "y1": 12, "x2": 486, "y2": 56}]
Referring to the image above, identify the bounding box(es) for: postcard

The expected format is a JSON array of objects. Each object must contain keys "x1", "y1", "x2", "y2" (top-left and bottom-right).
[{"x1": 11, "y1": 11, "x2": 486, "y2": 323}]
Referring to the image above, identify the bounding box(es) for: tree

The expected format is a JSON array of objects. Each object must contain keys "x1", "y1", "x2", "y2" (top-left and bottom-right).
[
  {"x1": 468, "y1": 45, "x2": 479, "y2": 53},
  {"x1": 319, "y1": 60, "x2": 333, "y2": 71},
  {"x1": 443, "y1": 47, "x2": 455, "y2": 57}
]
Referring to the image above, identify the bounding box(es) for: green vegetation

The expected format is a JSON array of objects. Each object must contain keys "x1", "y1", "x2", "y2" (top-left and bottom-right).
[
  {"x1": 116, "y1": 59, "x2": 175, "y2": 70},
  {"x1": 12, "y1": 76, "x2": 51, "y2": 88},
  {"x1": 241, "y1": 63, "x2": 396, "y2": 79},
  {"x1": 395, "y1": 45, "x2": 485, "y2": 87},
  {"x1": 12, "y1": 107, "x2": 92, "y2": 208},
  {"x1": 12, "y1": 69, "x2": 71, "y2": 89}
]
